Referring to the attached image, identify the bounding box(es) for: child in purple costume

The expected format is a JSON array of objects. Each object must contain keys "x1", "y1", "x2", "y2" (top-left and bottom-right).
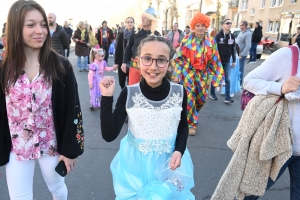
[{"x1": 88, "y1": 47, "x2": 117, "y2": 110}]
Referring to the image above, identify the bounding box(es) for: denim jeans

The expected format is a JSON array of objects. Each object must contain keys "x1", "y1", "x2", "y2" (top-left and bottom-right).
[
  {"x1": 211, "y1": 61, "x2": 231, "y2": 99},
  {"x1": 239, "y1": 55, "x2": 247, "y2": 86},
  {"x1": 249, "y1": 42, "x2": 258, "y2": 62},
  {"x1": 244, "y1": 156, "x2": 300, "y2": 200},
  {"x1": 77, "y1": 56, "x2": 88, "y2": 70}
]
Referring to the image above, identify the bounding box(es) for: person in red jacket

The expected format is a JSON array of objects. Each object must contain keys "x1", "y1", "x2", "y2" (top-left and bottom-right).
[{"x1": 96, "y1": 21, "x2": 114, "y2": 62}]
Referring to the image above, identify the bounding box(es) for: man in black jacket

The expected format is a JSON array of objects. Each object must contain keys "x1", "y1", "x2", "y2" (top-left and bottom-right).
[
  {"x1": 96, "y1": 21, "x2": 114, "y2": 62},
  {"x1": 48, "y1": 13, "x2": 69, "y2": 56},
  {"x1": 121, "y1": 7, "x2": 161, "y2": 85},
  {"x1": 210, "y1": 19, "x2": 236, "y2": 103},
  {"x1": 63, "y1": 21, "x2": 73, "y2": 58},
  {"x1": 249, "y1": 22, "x2": 262, "y2": 63}
]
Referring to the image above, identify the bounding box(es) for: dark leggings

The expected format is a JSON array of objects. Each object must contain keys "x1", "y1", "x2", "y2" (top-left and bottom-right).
[{"x1": 118, "y1": 65, "x2": 128, "y2": 89}]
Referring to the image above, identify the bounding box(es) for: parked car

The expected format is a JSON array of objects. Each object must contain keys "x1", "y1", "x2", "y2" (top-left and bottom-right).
[{"x1": 230, "y1": 28, "x2": 263, "y2": 59}]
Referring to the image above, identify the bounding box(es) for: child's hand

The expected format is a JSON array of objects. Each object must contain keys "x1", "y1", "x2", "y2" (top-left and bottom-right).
[
  {"x1": 89, "y1": 84, "x2": 93, "y2": 89},
  {"x1": 169, "y1": 151, "x2": 182, "y2": 170},
  {"x1": 100, "y1": 76, "x2": 116, "y2": 96},
  {"x1": 113, "y1": 64, "x2": 118, "y2": 71}
]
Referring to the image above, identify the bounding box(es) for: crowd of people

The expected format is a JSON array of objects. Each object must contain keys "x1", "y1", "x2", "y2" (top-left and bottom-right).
[{"x1": 0, "y1": 0, "x2": 300, "y2": 200}]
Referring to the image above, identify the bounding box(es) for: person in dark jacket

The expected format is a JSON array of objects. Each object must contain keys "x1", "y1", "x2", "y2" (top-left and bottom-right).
[
  {"x1": 210, "y1": 19, "x2": 236, "y2": 103},
  {"x1": 121, "y1": 7, "x2": 161, "y2": 85},
  {"x1": 63, "y1": 21, "x2": 73, "y2": 58},
  {"x1": 96, "y1": 21, "x2": 114, "y2": 62},
  {"x1": 48, "y1": 13, "x2": 69, "y2": 56},
  {"x1": 113, "y1": 17, "x2": 135, "y2": 89},
  {"x1": 0, "y1": 1, "x2": 83, "y2": 198},
  {"x1": 249, "y1": 22, "x2": 262, "y2": 63},
  {"x1": 72, "y1": 21, "x2": 90, "y2": 72}
]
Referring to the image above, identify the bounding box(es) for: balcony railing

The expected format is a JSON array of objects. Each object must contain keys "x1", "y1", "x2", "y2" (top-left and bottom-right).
[{"x1": 229, "y1": 0, "x2": 239, "y2": 8}]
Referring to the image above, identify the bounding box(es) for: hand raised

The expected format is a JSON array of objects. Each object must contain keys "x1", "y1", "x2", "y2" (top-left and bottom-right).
[{"x1": 99, "y1": 76, "x2": 116, "y2": 96}]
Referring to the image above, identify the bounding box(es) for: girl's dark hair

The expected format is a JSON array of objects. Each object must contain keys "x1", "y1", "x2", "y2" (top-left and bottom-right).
[
  {"x1": 0, "y1": 0, "x2": 65, "y2": 92},
  {"x1": 137, "y1": 35, "x2": 175, "y2": 81},
  {"x1": 125, "y1": 17, "x2": 135, "y2": 24}
]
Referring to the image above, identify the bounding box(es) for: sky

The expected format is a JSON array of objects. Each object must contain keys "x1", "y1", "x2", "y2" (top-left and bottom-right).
[{"x1": 1, "y1": 0, "x2": 137, "y2": 31}]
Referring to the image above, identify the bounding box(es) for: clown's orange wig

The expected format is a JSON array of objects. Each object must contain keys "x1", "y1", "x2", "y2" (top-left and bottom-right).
[{"x1": 190, "y1": 12, "x2": 210, "y2": 30}]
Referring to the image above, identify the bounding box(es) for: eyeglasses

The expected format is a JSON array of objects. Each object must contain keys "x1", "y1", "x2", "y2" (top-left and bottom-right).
[
  {"x1": 225, "y1": 22, "x2": 232, "y2": 25},
  {"x1": 139, "y1": 56, "x2": 169, "y2": 68}
]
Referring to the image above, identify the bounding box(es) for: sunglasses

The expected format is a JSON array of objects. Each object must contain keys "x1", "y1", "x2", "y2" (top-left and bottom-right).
[{"x1": 225, "y1": 22, "x2": 232, "y2": 25}]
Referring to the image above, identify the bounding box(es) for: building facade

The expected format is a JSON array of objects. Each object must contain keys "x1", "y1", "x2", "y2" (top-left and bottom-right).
[{"x1": 233, "y1": 0, "x2": 300, "y2": 47}]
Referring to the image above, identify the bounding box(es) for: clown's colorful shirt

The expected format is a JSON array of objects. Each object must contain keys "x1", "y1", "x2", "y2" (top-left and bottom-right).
[{"x1": 174, "y1": 33, "x2": 224, "y2": 106}]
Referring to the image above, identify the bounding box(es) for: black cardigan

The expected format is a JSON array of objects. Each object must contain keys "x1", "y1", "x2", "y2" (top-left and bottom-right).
[{"x1": 0, "y1": 57, "x2": 84, "y2": 166}]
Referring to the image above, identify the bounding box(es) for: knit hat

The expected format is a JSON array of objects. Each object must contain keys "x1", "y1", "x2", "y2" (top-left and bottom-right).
[{"x1": 142, "y1": 7, "x2": 157, "y2": 22}]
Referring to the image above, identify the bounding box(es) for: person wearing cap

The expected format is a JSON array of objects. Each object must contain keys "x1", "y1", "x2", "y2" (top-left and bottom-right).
[
  {"x1": 96, "y1": 21, "x2": 114, "y2": 62},
  {"x1": 121, "y1": 7, "x2": 161, "y2": 85},
  {"x1": 173, "y1": 12, "x2": 224, "y2": 136}
]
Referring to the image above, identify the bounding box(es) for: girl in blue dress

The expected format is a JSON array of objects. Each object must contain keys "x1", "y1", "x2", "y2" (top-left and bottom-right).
[{"x1": 100, "y1": 35, "x2": 195, "y2": 199}]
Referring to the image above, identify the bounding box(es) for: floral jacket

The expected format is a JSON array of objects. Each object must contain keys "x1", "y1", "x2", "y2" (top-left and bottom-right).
[{"x1": 0, "y1": 55, "x2": 84, "y2": 166}]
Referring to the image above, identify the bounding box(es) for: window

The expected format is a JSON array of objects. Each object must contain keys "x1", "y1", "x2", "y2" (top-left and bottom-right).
[
  {"x1": 268, "y1": 21, "x2": 280, "y2": 32},
  {"x1": 271, "y1": 0, "x2": 283, "y2": 7},
  {"x1": 290, "y1": 0, "x2": 297, "y2": 3},
  {"x1": 261, "y1": 0, "x2": 266, "y2": 7},
  {"x1": 251, "y1": 8, "x2": 255, "y2": 15},
  {"x1": 240, "y1": 0, "x2": 248, "y2": 10}
]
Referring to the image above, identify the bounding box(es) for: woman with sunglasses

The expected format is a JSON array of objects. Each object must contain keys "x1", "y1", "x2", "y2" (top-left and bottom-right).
[{"x1": 113, "y1": 17, "x2": 135, "y2": 89}]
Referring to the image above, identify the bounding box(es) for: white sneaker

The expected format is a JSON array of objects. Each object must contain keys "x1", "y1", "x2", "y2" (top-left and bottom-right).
[
  {"x1": 230, "y1": 93, "x2": 234, "y2": 97},
  {"x1": 249, "y1": 61, "x2": 256, "y2": 64}
]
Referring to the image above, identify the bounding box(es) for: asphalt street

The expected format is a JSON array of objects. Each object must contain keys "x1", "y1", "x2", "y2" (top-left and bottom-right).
[{"x1": 0, "y1": 51, "x2": 290, "y2": 200}]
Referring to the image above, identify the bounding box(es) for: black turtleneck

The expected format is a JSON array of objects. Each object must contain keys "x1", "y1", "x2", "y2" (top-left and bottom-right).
[{"x1": 100, "y1": 78, "x2": 188, "y2": 155}]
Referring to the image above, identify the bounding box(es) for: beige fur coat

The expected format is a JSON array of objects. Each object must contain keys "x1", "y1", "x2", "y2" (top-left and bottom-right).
[{"x1": 211, "y1": 95, "x2": 293, "y2": 200}]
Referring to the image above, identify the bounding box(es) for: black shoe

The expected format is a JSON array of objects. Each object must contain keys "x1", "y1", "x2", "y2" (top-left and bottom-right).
[
  {"x1": 224, "y1": 98, "x2": 234, "y2": 104},
  {"x1": 90, "y1": 106, "x2": 94, "y2": 110},
  {"x1": 79, "y1": 69, "x2": 83, "y2": 72},
  {"x1": 209, "y1": 94, "x2": 218, "y2": 100}
]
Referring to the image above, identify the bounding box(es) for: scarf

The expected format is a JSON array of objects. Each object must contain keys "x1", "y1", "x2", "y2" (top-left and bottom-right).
[
  {"x1": 124, "y1": 28, "x2": 133, "y2": 46},
  {"x1": 79, "y1": 27, "x2": 86, "y2": 41}
]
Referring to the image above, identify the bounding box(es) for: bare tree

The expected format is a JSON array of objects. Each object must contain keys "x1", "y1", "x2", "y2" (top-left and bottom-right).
[{"x1": 169, "y1": 0, "x2": 178, "y2": 27}]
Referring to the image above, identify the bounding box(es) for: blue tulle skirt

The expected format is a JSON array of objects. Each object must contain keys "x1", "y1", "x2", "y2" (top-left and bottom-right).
[
  {"x1": 221, "y1": 54, "x2": 241, "y2": 95},
  {"x1": 110, "y1": 132, "x2": 195, "y2": 200}
]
